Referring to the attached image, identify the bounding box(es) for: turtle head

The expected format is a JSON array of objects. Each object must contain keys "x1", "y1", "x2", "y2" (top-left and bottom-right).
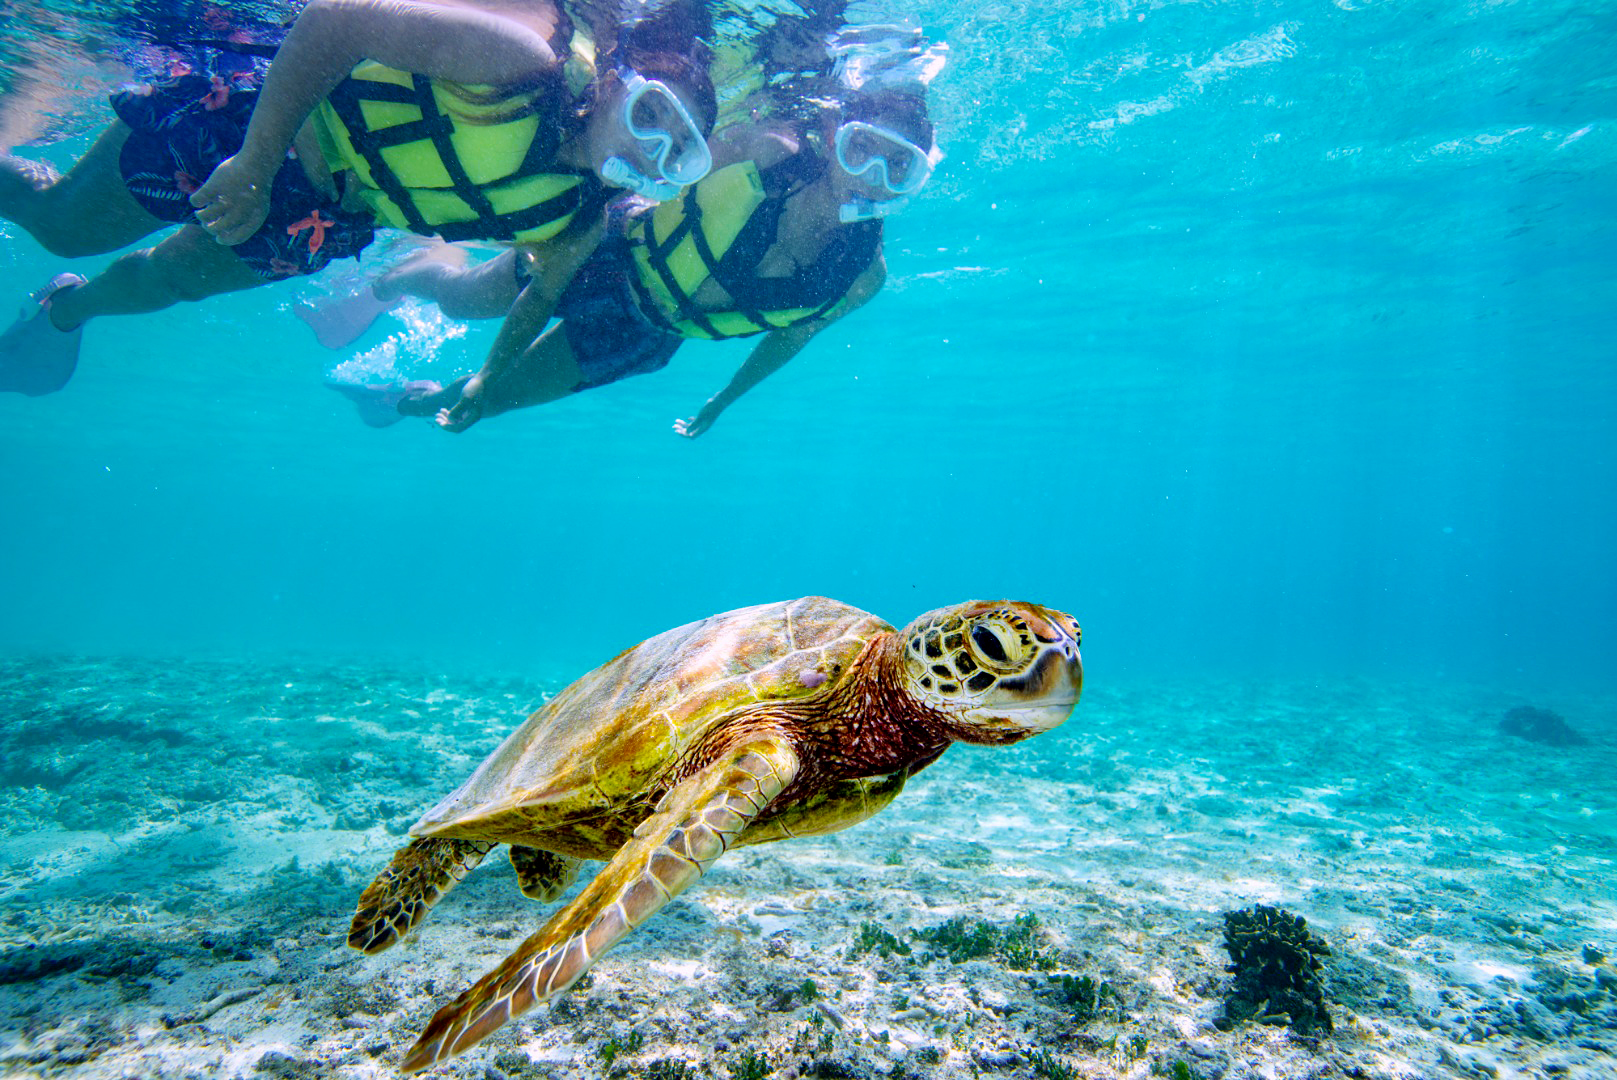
[{"x1": 897, "y1": 601, "x2": 1083, "y2": 745}]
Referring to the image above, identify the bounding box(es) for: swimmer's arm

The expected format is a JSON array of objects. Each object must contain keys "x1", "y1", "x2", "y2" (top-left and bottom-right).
[
  {"x1": 707, "y1": 125, "x2": 798, "y2": 170},
  {"x1": 436, "y1": 223, "x2": 604, "y2": 432},
  {"x1": 674, "y1": 253, "x2": 887, "y2": 439},
  {"x1": 193, "y1": 0, "x2": 562, "y2": 243},
  {"x1": 671, "y1": 324, "x2": 818, "y2": 439},
  {"x1": 252, "y1": 0, "x2": 562, "y2": 160}
]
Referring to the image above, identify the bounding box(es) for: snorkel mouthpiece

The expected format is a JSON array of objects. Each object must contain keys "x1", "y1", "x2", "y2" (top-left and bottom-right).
[
  {"x1": 602, "y1": 155, "x2": 682, "y2": 202},
  {"x1": 839, "y1": 195, "x2": 910, "y2": 223}
]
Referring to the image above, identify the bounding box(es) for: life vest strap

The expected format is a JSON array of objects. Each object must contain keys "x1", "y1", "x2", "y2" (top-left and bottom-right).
[
  {"x1": 325, "y1": 71, "x2": 565, "y2": 242},
  {"x1": 433, "y1": 182, "x2": 584, "y2": 243},
  {"x1": 695, "y1": 149, "x2": 837, "y2": 336},
  {"x1": 626, "y1": 156, "x2": 881, "y2": 341},
  {"x1": 632, "y1": 190, "x2": 727, "y2": 340},
  {"x1": 324, "y1": 75, "x2": 436, "y2": 234},
  {"x1": 406, "y1": 74, "x2": 506, "y2": 239},
  {"x1": 726, "y1": 220, "x2": 880, "y2": 322},
  {"x1": 684, "y1": 200, "x2": 784, "y2": 334}
]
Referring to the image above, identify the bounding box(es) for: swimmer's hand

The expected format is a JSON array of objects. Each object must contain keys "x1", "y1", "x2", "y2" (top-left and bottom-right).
[
  {"x1": 435, "y1": 373, "x2": 485, "y2": 433},
  {"x1": 673, "y1": 397, "x2": 725, "y2": 438},
  {"x1": 190, "y1": 154, "x2": 273, "y2": 245}
]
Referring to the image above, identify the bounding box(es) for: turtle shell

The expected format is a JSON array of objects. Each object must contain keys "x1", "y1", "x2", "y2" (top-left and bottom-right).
[{"x1": 410, "y1": 596, "x2": 890, "y2": 849}]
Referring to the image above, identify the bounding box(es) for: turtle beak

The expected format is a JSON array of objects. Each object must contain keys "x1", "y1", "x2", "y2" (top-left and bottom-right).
[{"x1": 956, "y1": 620, "x2": 1082, "y2": 744}]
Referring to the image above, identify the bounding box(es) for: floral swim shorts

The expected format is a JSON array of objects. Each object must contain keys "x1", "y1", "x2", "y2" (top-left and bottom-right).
[{"x1": 112, "y1": 75, "x2": 375, "y2": 281}]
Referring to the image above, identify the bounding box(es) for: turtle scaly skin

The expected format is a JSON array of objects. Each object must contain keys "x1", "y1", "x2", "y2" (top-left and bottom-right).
[
  {"x1": 347, "y1": 837, "x2": 492, "y2": 955},
  {"x1": 507, "y1": 846, "x2": 581, "y2": 900},
  {"x1": 345, "y1": 596, "x2": 1083, "y2": 1072}
]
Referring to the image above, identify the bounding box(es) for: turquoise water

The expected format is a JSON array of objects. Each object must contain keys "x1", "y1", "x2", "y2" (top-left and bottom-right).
[
  {"x1": 2, "y1": 0, "x2": 1615, "y2": 687},
  {"x1": 1, "y1": 6, "x2": 1616, "y2": 1077}
]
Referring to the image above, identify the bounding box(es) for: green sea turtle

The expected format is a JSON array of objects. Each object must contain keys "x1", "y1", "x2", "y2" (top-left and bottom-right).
[{"x1": 348, "y1": 596, "x2": 1083, "y2": 1072}]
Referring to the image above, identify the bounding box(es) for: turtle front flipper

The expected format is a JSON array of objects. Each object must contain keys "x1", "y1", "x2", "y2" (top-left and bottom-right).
[
  {"x1": 509, "y1": 846, "x2": 583, "y2": 902},
  {"x1": 348, "y1": 837, "x2": 496, "y2": 954},
  {"x1": 399, "y1": 737, "x2": 801, "y2": 1073}
]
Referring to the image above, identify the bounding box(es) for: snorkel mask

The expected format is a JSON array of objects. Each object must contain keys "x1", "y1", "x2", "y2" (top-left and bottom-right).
[
  {"x1": 834, "y1": 120, "x2": 935, "y2": 222},
  {"x1": 601, "y1": 71, "x2": 713, "y2": 202}
]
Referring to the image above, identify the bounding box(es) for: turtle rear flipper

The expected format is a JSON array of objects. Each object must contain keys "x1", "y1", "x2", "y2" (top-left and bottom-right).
[
  {"x1": 509, "y1": 846, "x2": 583, "y2": 902},
  {"x1": 399, "y1": 737, "x2": 801, "y2": 1073},
  {"x1": 348, "y1": 837, "x2": 496, "y2": 954}
]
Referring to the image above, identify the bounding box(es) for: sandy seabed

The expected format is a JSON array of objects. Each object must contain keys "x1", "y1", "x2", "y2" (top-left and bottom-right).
[{"x1": 0, "y1": 656, "x2": 1612, "y2": 1080}]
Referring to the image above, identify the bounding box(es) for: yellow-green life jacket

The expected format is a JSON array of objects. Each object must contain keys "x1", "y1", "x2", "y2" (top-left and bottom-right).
[
  {"x1": 624, "y1": 153, "x2": 882, "y2": 341},
  {"x1": 313, "y1": 61, "x2": 594, "y2": 244}
]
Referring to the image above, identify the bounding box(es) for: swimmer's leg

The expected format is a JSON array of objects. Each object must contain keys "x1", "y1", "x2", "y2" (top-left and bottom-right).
[
  {"x1": 296, "y1": 244, "x2": 516, "y2": 349},
  {"x1": 0, "y1": 122, "x2": 166, "y2": 257},
  {"x1": 372, "y1": 240, "x2": 468, "y2": 301},
  {"x1": 376, "y1": 247, "x2": 519, "y2": 319},
  {"x1": 48, "y1": 224, "x2": 265, "y2": 332}
]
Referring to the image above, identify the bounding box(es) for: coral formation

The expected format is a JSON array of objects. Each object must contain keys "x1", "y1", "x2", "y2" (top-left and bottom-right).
[
  {"x1": 1216, "y1": 905, "x2": 1334, "y2": 1036},
  {"x1": 1028, "y1": 1047, "x2": 1079, "y2": 1079},
  {"x1": 597, "y1": 1030, "x2": 644, "y2": 1066},
  {"x1": 731, "y1": 1048, "x2": 771, "y2": 1079},
  {"x1": 643, "y1": 1060, "x2": 697, "y2": 1080},
  {"x1": 1499, "y1": 705, "x2": 1588, "y2": 746}
]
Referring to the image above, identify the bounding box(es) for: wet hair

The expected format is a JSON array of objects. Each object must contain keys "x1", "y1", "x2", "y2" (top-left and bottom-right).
[
  {"x1": 755, "y1": 6, "x2": 846, "y2": 78},
  {"x1": 434, "y1": 76, "x2": 569, "y2": 127},
  {"x1": 598, "y1": 1, "x2": 718, "y2": 134},
  {"x1": 843, "y1": 89, "x2": 934, "y2": 153}
]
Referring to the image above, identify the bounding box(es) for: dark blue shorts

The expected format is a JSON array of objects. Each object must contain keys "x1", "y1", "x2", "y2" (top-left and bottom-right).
[
  {"x1": 112, "y1": 75, "x2": 374, "y2": 281},
  {"x1": 553, "y1": 236, "x2": 682, "y2": 390}
]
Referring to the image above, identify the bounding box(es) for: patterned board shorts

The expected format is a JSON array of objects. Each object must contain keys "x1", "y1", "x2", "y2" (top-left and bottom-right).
[{"x1": 112, "y1": 75, "x2": 375, "y2": 281}]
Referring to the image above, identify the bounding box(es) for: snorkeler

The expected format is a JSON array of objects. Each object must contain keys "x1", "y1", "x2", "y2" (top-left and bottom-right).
[
  {"x1": 0, "y1": 0, "x2": 716, "y2": 397},
  {"x1": 325, "y1": 85, "x2": 939, "y2": 438}
]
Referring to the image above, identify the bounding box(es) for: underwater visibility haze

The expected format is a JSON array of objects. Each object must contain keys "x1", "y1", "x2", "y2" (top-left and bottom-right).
[{"x1": 0, "y1": 0, "x2": 1614, "y2": 1078}]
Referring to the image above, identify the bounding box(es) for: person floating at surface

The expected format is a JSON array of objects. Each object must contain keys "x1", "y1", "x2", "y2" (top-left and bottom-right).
[
  {"x1": 0, "y1": 0, "x2": 716, "y2": 397},
  {"x1": 325, "y1": 86, "x2": 939, "y2": 438}
]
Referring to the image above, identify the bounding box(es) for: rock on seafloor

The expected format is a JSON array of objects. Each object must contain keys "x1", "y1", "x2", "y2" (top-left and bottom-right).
[{"x1": 0, "y1": 656, "x2": 1613, "y2": 1079}]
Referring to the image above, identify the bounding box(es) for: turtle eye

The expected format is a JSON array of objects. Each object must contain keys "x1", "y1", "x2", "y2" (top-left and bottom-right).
[{"x1": 971, "y1": 624, "x2": 1009, "y2": 663}]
